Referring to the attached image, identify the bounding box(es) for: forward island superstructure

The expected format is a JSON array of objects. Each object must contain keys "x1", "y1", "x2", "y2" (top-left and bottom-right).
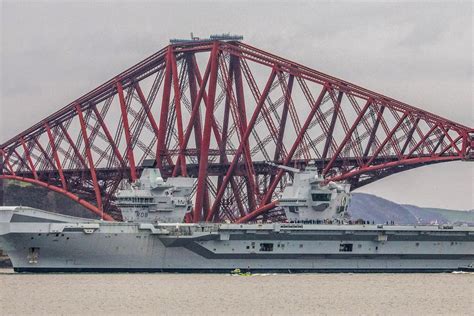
[{"x1": 0, "y1": 166, "x2": 473, "y2": 273}]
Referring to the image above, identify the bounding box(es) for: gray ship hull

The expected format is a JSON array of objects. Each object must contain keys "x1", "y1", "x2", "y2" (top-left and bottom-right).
[{"x1": 1, "y1": 207, "x2": 473, "y2": 273}]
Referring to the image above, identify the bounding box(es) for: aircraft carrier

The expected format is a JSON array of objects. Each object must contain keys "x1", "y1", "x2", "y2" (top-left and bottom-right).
[{"x1": 0, "y1": 166, "x2": 473, "y2": 273}]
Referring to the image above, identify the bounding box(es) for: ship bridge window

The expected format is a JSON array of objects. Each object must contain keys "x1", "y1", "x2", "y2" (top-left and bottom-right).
[
  {"x1": 259, "y1": 243, "x2": 274, "y2": 252},
  {"x1": 313, "y1": 203, "x2": 329, "y2": 212},
  {"x1": 312, "y1": 193, "x2": 332, "y2": 202},
  {"x1": 339, "y1": 243, "x2": 353, "y2": 252},
  {"x1": 289, "y1": 206, "x2": 299, "y2": 213},
  {"x1": 119, "y1": 197, "x2": 154, "y2": 204}
]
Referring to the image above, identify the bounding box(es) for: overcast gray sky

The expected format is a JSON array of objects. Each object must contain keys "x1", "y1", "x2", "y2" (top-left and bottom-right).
[{"x1": 1, "y1": 0, "x2": 473, "y2": 209}]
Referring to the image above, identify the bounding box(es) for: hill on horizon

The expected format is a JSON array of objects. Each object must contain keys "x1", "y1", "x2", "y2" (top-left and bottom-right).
[{"x1": 349, "y1": 193, "x2": 474, "y2": 225}]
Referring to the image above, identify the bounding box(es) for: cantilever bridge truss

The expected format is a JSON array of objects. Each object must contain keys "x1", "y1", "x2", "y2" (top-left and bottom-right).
[{"x1": 1, "y1": 40, "x2": 473, "y2": 222}]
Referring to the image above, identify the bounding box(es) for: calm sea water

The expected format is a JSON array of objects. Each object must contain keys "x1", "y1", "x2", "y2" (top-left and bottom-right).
[{"x1": 0, "y1": 269, "x2": 472, "y2": 315}]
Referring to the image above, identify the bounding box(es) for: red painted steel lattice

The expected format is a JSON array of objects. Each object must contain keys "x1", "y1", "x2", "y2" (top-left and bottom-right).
[{"x1": 1, "y1": 40, "x2": 472, "y2": 222}]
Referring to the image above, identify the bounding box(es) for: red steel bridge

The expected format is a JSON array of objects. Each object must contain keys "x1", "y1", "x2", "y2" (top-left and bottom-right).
[{"x1": 1, "y1": 39, "x2": 473, "y2": 222}]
